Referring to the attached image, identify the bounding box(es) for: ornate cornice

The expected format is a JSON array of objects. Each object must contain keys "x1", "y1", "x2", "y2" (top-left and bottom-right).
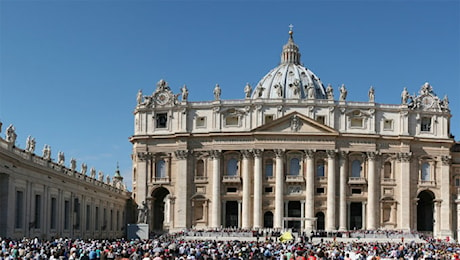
[
  {"x1": 174, "y1": 150, "x2": 189, "y2": 160},
  {"x1": 210, "y1": 150, "x2": 222, "y2": 159}
]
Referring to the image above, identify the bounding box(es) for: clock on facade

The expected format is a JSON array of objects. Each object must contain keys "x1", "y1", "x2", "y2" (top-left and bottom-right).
[
  {"x1": 421, "y1": 95, "x2": 434, "y2": 109},
  {"x1": 156, "y1": 92, "x2": 170, "y2": 105}
]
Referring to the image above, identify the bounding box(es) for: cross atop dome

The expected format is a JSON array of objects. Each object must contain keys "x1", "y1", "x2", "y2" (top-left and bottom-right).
[{"x1": 281, "y1": 24, "x2": 300, "y2": 65}]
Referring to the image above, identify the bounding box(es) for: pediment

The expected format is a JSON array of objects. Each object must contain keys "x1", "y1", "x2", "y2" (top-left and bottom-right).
[{"x1": 254, "y1": 112, "x2": 338, "y2": 135}]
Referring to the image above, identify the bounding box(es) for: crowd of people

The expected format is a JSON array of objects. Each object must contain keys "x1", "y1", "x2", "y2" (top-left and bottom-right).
[{"x1": 0, "y1": 231, "x2": 459, "y2": 260}]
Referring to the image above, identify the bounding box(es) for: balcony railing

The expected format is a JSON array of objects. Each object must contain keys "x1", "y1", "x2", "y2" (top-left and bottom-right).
[
  {"x1": 348, "y1": 177, "x2": 367, "y2": 185},
  {"x1": 222, "y1": 175, "x2": 241, "y2": 183},
  {"x1": 316, "y1": 176, "x2": 327, "y2": 183},
  {"x1": 153, "y1": 177, "x2": 170, "y2": 184},
  {"x1": 285, "y1": 175, "x2": 304, "y2": 183},
  {"x1": 194, "y1": 176, "x2": 208, "y2": 183}
]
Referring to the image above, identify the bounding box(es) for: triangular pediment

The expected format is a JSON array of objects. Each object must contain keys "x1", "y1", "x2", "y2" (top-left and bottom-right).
[{"x1": 254, "y1": 112, "x2": 338, "y2": 135}]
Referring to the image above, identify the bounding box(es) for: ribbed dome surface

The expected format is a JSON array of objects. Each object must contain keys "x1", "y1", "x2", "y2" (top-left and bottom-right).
[{"x1": 251, "y1": 28, "x2": 327, "y2": 100}]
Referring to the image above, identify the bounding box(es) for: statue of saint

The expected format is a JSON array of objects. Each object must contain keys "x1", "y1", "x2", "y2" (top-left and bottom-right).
[
  {"x1": 137, "y1": 90, "x2": 143, "y2": 105},
  {"x1": 58, "y1": 151, "x2": 65, "y2": 165},
  {"x1": 213, "y1": 84, "x2": 221, "y2": 100},
  {"x1": 181, "y1": 85, "x2": 188, "y2": 101},
  {"x1": 98, "y1": 171, "x2": 104, "y2": 181},
  {"x1": 401, "y1": 87, "x2": 409, "y2": 104},
  {"x1": 42, "y1": 145, "x2": 51, "y2": 160},
  {"x1": 137, "y1": 201, "x2": 148, "y2": 224},
  {"x1": 244, "y1": 83, "x2": 252, "y2": 98},
  {"x1": 326, "y1": 84, "x2": 334, "y2": 100},
  {"x1": 5, "y1": 124, "x2": 17, "y2": 144},
  {"x1": 90, "y1": 167, "x2": 96, "y2": 179},
  {"x1": 70, "y1": 158, "x2": 77, "y2": 171},
  {"x1": 339, "y1": 84, "x2": 347, "y2": 101},
  {"x1": 368, "y1": 86, "x2": 375, "y2": 102},
  {"x1": 307, "y1": 83, "x2": 315, "y2": 99},
  {"x1": 25, "y1": 135, "x2": 36, "y2": 153},
  {"x1": 81, "y1": 163, "x2": 88, "y2": 175}
]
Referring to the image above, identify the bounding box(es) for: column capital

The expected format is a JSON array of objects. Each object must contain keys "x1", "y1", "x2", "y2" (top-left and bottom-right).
[
  {"x1": 304, "y1": 149, "x2": 315, "y2": 159},
  {"x1": 326, "y1": 150, "x2": 336, "y2": 159},
  {"x1": 210, "y1": 150, "x2": 222, "y2": 159},
  {"x1": 174, "y1": 150, "x2": 189, "y2": 160},
  {"x1": 253, "y1": 149, "x2": 263, "y2": 158},
  {"x1": 366, "y1": 151, "x2": 378, "y2": 160},
  {"x1": 274, "y1": 149, "x2": 285, "y2": 158},
  {"x1": 241, "y1": 149, "x2": 253, "y2": 159},
  {"x1": 137, "y1": 152, "x2": 153, "y2": 161},
  {"x1": 440, "y1": 155, "x2": 452, "y2": 166},
  {"x1": 397, "y1": 152, "x2": 412, "y2": 162}
]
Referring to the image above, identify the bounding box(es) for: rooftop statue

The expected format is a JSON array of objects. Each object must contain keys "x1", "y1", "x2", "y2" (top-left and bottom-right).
[
  {"x1": 5, "y1": 124, "x2": 17, "y2": 144},
  {"x1": 181, "y1": 85, "x2": 188, "y2": 101},
  {"x1": 25, "y1": 135, "x2": 36, "y2": 153},
  {"x1": 368, "y1": 86, "x2": 375, "y2": 102},
  {"x1": 326, "y1": 84, "x2": 334, "y2": 100},
  {"x1": 213, "y1": 84, "x2": 221, "y2": 100},
  {"x1": 401, "y1": 87, "x2": 410, "y2": 104},
  {"x1": 42, "y1": 145, "x2": 51, "y2": 160},
  {"x1": 244, "y1": 83, "x2": 252, "y2": 99},
  {"x1": 339, "y1": 84, "x2": 347, "y2": 101}
]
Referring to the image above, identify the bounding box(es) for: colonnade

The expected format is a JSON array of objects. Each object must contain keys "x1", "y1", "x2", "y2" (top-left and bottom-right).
[{"x1": 207, "y1": 149, "x2": 386, "y2": 231}]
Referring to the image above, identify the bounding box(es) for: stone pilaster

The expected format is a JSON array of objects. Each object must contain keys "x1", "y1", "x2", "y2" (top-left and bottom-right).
[
  {"x1": 274, "y1": 149, "x2": 285, "y2": 229},
  {"x1": 304, "y1": 149, "x2": 315, "y2": 231},
  {"x1": 338, "y1": 151, "x2": 348, "y2": 231},
  {"x1": 136, "y1": 152, "x2": 152, "y2": 206},
  {"x1": 253, "y1": 149, "x2": 263, "y2": 228},
  {"x1": 326, "y1": 150, "x2": 336, "y2": 231},
  {"x1": 398, "y1": 152, "x2": 412, "y2": 231},
  {"x1": 366, "y1": 151, "x2": 377, "y2": 230},
  {"x1": 439, "y1": 155, "x2": 452, "y2": 238},
  {"x1": 173, "y1": 150, "x2": 189, "y2": 229},
  {"x1": 241, "y1": 149, "x2": 252, "y2": 229},
  {"x1": 210, "y1": 150, "x2": 222, "y2": 228}
]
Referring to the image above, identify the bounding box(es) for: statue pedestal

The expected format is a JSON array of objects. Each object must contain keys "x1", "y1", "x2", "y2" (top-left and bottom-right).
[{"x1": 127, "y1": 223, "x2": 149, "y2": 240}]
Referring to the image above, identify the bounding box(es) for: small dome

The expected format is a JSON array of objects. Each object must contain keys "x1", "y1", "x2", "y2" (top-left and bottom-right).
[{"x1": 251, "y1": 28, "x2": 327, "y2": 100}]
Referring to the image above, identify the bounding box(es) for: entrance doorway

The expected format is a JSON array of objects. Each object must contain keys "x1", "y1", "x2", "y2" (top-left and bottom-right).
[
  {"x1": 417, "y1": 190, "x2": 434, "y2": 232},
  {"x1": 151, "y1": 187, "x2": 170, "y2": 231},
  {"x1": 264, "y1": 211, "x2": 273, "y2": 228},
  {"x1": 287, "y1": 201, "x2": 301, "y2": 230},
  {"x1": 225, "y1": 201, "x2": 238, "y2": 227},
  {"x1": 315, "y1": 212, "x2": 325, "y2": 230},
  {"x1": 350, "y1": 202, "x2": 363, "y2": 230}
]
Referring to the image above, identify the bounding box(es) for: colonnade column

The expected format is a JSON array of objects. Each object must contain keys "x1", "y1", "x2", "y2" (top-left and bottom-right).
[
  {"x1": 440, "y1": 156, "x2": 452, "y2": 238},
  {"x1": 253, "y1": 149, "x2": 263, "y2": 228},
  {"x1": 241, "y1": 150, "x2": 252, "y2": 229},
  {"x1": 135, "y1": 152, "x2": 152, "y2": 206},
  {"x1": 455, "y1": 195, "x2": 460, "y2": 239},
  {"x1": 366, "y1": 151, "x2": 377, "y2": 230},
  {"x1": 398, "y1": 152, "x2": 411, "y2": 231},
  {"x1": 326, "y1": 150, "x2": 336, "y2": 231},
  {"x1": 338, "y1": 151, "x2": 348, "y2": 231},
  {"x1": 274, "y1": 149, "x2": 285, "y2": 229},
  {"x1": 174, "y1": 150, "x2": 189, "y2": 229},
  {"x1": 304, "y1": 149, "x2": 315, "y2": 231},
  {"x1": 210, "y1": 150, "x2": 222, "y2": 228}
]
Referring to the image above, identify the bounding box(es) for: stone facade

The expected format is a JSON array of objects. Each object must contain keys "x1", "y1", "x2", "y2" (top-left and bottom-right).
[
  {"x1": 0, "y1": 130, "x2": 131, "y2": 240},
  {"x1": 130, "y1": 29, "x2": 459, "y2": 238}
]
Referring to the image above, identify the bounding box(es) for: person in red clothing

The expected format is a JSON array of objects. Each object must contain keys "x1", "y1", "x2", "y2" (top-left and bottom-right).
[{"x1": 306, "y1": 250, "x2": 316, "y2": 260}]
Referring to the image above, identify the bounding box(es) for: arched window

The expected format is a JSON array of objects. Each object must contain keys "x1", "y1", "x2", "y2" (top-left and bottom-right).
[
  {"x1": 421, "y1": 162, "x2": 430, "y2": 181},
  {"x1": 351, "y1": 160, "x2": 361, "y2": 178},
  {"x1": 196, "y1": 159, "x2": 204, "y2": 177},
  {"x1": 227, "y1": 158, "x2": 238, "y2": 176},
  {"x1": 289, "y1": 158, "x2": 300, "y2": 176},
  {"x1": 383, "y1": 162, "x2": 391, "y2": 179},
  {"x1": 265, "y1": 159, "x2": 273, "y2": 177},
  {"x1": 317, "y1": 161, "x2": 325, "y2": 177},
  {"x1": 156, "y1": 159, "x2": 166, "y2": 178}
]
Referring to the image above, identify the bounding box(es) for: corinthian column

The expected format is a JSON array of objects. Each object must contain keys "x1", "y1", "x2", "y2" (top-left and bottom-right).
[
  {"x1": 241, "y1": 149, "x2": 252, "y2": 229},
  {"x1": 274, "y1": 149, "x2": 285, "y2": 229},
  {"x1": 366, "y1": 151, "x2": 377, "y2": 230},
  {"x1": 398, "y1": 152, "x2": 411, "y2": 231},
  {"x1": 174, "y1": 150, "x2": 190, "y2": 229},
  {"x1": 253, "y1": 149, "x2": 263, "y2": 228},
  {"x1": 210, "y1": 150, "x2": 222, "y2": 228},
  {"x1": 338, "y1": 151, "x2": 348, "y2": 231},
  {"x1": 304, "y1": 149, "x2": 315, "y2": 231},
  {"x1": 440, "y1": 156, "x2": 452, "y2": 238},
  {"x1": 326, "y1": 150, "x2": 336, "y2": 231}
]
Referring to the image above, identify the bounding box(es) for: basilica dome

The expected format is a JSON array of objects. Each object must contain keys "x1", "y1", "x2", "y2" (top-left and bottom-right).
[{"x1": 252, "y1": 29, "x2": 327, "y2": 100}]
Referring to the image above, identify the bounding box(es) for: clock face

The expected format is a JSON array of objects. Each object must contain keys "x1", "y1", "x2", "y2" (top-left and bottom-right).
[
  {"x1": 156, "y1": 92, "x2": 169, "y2": 105},
  {"x1": 421, "y1": 96, "x2": 433, "y2": 108}
]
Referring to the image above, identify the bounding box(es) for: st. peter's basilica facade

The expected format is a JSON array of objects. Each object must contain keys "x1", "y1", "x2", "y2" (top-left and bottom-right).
[{"x1": 130, "y1": 29, "x2": 460, "y2": 238}]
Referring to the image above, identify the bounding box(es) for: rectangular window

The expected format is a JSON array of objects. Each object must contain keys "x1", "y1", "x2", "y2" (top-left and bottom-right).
[
  {"x1": 264, "y1": 187, "x2": 273, "y2": 193},
  {"x1": 316, "y1": 115, "x2": 325, "y2": 124},
  {"x1": 15, "y1": 191, "x2": 24, "y2": 229},
  {"x1": 265, "y1": 161, "x2": 273, "y2": 177},
  {"x1": 350, "y1": 118, "x2": 363, "y2": 128},
  {"x1": 225, "y1": 115, "x2": 239, "y2": 126},
  {"x1": 455, "y1": 178, "x2": 460, "y2": 187},
  {"x1": 74, "y1": 198, "x2": 80, "y2": 230},
  {"x1": 64, "y1": 200, "x2": 70, "y2": 230},
  {"x1": 383, "y1": 119, "x2": 393, "y2": 130},
  {"x1": 156, "y1": 113, "x2": 168, "y2": 128},
  {"x1": 86, "y1": 205, "x2": 91, "y2": 231},
  {"x1": 196, "y1": 116, "x2": 206, "y2": 127},
  {"x1": 103, "y1": 208, "x2": 107, "y2": 230},
  {"x1": 34, "y1": 195, "x2": 41, "y2": 229},
  {"x1": 226, "y1": 187, "x2": 237, "y2": 193},
  {"x1": 265, "y1": 115, "x2": 274, "y2": 123},
  {"x1": 316, "y1": 188, "x2": 325, "y2": 194},
  {"x1": 421, "y1": 117, "x2": 431, "y2": 132},
  {"x1": 351, "y1": 188, "x2": 362, "y2": 194},
  {"x1": 50, "y1": 197, "x2": 57, "y2": 229}
]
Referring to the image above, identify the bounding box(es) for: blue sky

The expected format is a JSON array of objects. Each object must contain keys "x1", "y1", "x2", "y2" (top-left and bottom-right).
[{"x1": 1, "y1": 1, "x2": 459, "y2": 190}]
